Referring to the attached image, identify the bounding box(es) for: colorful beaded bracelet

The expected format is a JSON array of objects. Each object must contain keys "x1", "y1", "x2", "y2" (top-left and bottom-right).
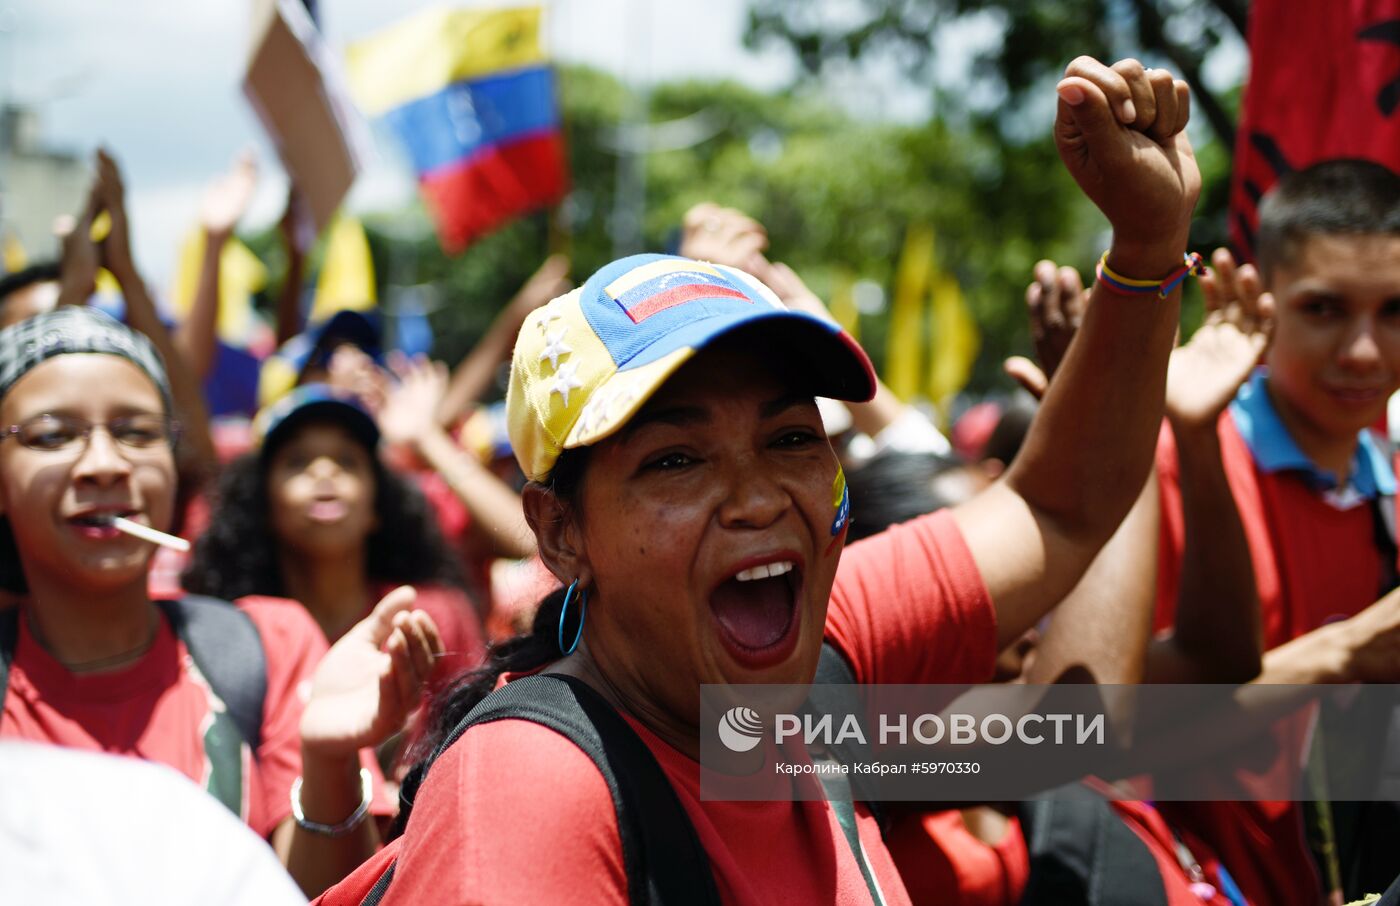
[{"x1": 1096, "y1": 251, "x2": 1207, "y2": 299}]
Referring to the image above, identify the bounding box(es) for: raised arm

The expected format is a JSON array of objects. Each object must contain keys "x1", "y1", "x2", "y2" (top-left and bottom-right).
[
  {"x1": 91, "y1": 149, "x2": 220, "y2": 485},
  {"x1": 176, "y1": 151, "x2": 258, "y2": 381},
  {"x1": 1146, "y1": 247, "x2": 1269, "y2": 684},
  {"x1": 950, "y1": 58, "x2": 1201, "y2": 650},
  {"x1": 275, "y1": 188, "x2": 310, "y2": 346},
  {"x1": 1003, "y1": 263, "x2": 1161, "y2": 687},
  {"x1": 277, "y1": 587, "x2": 442, "y2": 896}
]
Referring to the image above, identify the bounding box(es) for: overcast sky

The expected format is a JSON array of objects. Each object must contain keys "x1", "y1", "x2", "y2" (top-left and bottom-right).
[{"x1": 3, "y1": 1, "x2": 1243, "y2": 287}]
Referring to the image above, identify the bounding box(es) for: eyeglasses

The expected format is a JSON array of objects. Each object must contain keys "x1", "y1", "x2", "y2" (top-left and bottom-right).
[{"x1": 0, "y1": 414, "x2": 178, "y2": 453}]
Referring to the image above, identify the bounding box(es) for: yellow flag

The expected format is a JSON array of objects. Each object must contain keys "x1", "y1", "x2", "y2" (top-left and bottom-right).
[
  {"x1": 171, "y1": 228, "x2": 267, "y2": 346},
  {"x1": 927, "y1": 270, "x2": 980, "y2": 421},
  {"x1": 311, "y1": 215, "x2": 377, "y2": 322},
  {"x1": 885, "y1": 224, "x2": 935, "y2": 401},
  {"x1": 2, "y1": 230, "x2": 26, "y2": 273},
  {"x1": 827, "y1": 268, "x2": 859, "y2": 344},
  {"x1": 346, "y1": 6, "x2": 544, "y2": 115}
]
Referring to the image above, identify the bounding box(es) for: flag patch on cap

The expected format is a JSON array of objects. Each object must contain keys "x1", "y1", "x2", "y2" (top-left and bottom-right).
[{"x1": 604, "y1": 259, "x2": 750, "y2": 324}]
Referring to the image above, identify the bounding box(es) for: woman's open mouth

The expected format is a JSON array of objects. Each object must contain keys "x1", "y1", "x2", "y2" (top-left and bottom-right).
[
  {"x1": 308, "y1": 499, "x2": 349, "y2": 523},
  {"x1": 709, "y1": 557, "x2": 804, "y2": 670}
]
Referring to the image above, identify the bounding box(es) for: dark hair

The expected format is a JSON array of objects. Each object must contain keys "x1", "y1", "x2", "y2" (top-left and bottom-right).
[
  {"x1": 1257, "y1": 159, "x2": 1400, "y2": 280},
  {"x1": 404, "y1": 445, "x2": 591, "y2": 775},
  {"x1": 0, "y1": 261, "x2": 60, "y2": 308},
  {"x1": 982, "y1": 394, "x2": 1038, "y2": 469},
  {"x1": 0, "y1": 518, "x2": 25, "y2": 594},
  {"x1": 183, "y1": 426, "x2": 464, "y2": 600},
  {"x1": 843, "y1": 450, "x2": 970, "y2": 541}
]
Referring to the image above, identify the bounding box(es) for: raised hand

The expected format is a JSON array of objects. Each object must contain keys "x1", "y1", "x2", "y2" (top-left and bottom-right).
[
  {"x1": 1165, "y1": 248, "x2": 1272, "y2": 431},
  {"x1": 678, "y1": 202, "x2": 769, "y2": 273},
  {"x1": 378, "y1": 353, "x2": 451, "y2": 449},
  {"x1": 90, "y1": 147, "x2": 139, "y2": 279},
  {"x1": 200, "y1": 150, "x2": 258, "y2": 241},
  {"x1": 300, "y1": 586, "x2": 445, "y2": 757},
  {"x1": 1055, "y1": 58, "x2": 1201, "y2": 269},
  {"x1": 1003, "y1": 259, "x2": 1089, "y2": 399}
]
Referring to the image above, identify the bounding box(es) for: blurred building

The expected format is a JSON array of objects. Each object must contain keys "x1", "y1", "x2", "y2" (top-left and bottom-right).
[{"x1": 0, "y1": 104, "x2": 87, "y2": 268}]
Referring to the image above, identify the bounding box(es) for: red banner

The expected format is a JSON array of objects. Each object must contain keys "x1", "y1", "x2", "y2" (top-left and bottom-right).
[{"x1": 1230, "y1": 0, "x2": 1400, "y2": 260}]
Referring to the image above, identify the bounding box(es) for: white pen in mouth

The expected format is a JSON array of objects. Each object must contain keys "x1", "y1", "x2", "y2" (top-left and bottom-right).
[{"x1": 104, "y1": 515, "x2": 191, "y2": 553}]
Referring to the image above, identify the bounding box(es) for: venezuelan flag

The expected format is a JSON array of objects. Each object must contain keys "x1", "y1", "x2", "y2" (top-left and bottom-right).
[{"x1": 347, "y1": 6, "x2": 567, "y2": 253}]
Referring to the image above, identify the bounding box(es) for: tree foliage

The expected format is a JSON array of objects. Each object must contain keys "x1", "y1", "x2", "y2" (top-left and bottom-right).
[{"x1": 744, "y1": 0, "x2": 1245, "y2": 151}]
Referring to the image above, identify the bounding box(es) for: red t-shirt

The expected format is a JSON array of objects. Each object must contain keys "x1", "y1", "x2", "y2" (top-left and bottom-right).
[
  {"x1": 1156, "y1": 411, "x2": 1387, "y2": 648},
  {"x1": 319, "y1": 509, "x2": 998, "y2": 905},
  {"x1": 883, "y1": 809, "x2": 1028, "y2": 906},
  {"x1": 1154, "y1": 410, "x2": 1389, "y2": 906},
  {"x1": 0, "y1": 596, "x2": 394, "y2": 836}
]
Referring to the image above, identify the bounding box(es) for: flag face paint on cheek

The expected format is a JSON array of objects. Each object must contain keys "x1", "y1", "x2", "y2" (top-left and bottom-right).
[
  {"x1": 830, "y1": 468, "x2": 850, "y2": 536},
  {"x1": 826, "y1": 468, "x2": 851, "y2": 555}
]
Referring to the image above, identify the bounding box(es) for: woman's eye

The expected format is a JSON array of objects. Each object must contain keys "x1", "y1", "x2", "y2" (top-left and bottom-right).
[
  {"x1": 646, "y1": 452, "x2": 695, "y2": 471},
  {"x1": 774, "y1": 430, "x2": 818, "y2": 448},
  {"x1": 25, "y1": 424, "x2": 78, "y2": 450}
]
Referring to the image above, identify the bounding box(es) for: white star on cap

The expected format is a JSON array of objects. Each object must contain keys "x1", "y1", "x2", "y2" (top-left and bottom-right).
[
  {"x1": 539, "y1": 326, "x2": 572, "y2": 370},
  {"x1": 548, "y1": 359, "x2": 584, "y2": 408},
  {"x1": 536, "y1": 300, "x2": 566, "y2": 334}
]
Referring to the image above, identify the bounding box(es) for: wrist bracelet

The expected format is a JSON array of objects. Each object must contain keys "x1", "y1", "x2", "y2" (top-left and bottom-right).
[
  {"x1": 1097, "y1": 251, "x2": 1206, "y2": 299},
  {"x1": 290, "y1": 767, "x2": 373, "y2": 837}
]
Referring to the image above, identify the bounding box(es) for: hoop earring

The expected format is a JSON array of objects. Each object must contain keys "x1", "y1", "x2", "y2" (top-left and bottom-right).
[{"x1": 558, "y1": 579, "x2": 588, "y2": 655}]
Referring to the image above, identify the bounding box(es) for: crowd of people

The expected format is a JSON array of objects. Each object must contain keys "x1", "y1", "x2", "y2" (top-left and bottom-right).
[{"x1": 2, "y1": 51, "x2": 1400, "y2": 906}]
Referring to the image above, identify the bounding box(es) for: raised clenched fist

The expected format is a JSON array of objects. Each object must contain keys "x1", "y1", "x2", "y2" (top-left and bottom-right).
[{"x1": 1055, "y1": 57, "x2": 1201, "y2": 261}]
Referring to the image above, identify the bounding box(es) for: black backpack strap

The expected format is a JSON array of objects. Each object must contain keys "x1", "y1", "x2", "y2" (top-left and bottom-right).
[
  {"x1": 815, "y1": 639, "x2": 856, "y2": 685},
  {"x1": 1019, "y1": 784, "x2": 1167, "y2": 906},
  {"x1": 0, "y1": 606, "x2": 16, "y2": 703},
  {"x1": 378, "y1": 673, "x2": 721, "y2": 906},
  {"x1": 809, "y1": 641, "x2": 886, "y2": 827},
  {"x1": 156, "y1": 596, "x2": 267, "y2": 752}
]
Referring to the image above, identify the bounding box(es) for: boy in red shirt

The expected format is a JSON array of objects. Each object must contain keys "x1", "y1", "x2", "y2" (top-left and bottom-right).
[{"x1": 1154, "y1": 159, "x2": 1400, "y2": 904}]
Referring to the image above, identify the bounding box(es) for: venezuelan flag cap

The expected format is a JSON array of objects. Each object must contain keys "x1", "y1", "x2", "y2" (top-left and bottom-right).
[{"x1": 507, "y1": 254, "x2": 876, "y2": 481}]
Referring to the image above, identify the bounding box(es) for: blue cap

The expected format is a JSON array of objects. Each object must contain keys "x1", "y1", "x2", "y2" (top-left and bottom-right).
[{"x1": 253, "y1": 383, "x2": 379, "y2": 457}]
